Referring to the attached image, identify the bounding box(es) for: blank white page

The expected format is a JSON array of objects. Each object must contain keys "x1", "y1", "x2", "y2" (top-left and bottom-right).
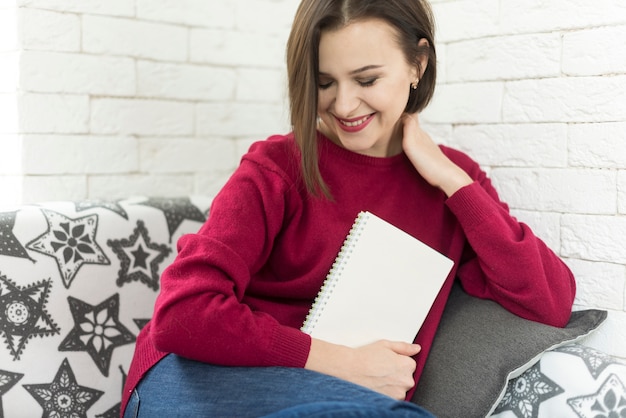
[{"x1": 302, "y1": 211, "x2": 454, "y2": 347}]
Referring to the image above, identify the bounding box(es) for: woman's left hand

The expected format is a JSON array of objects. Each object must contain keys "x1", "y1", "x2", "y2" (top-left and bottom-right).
[{"x1": 401, "y1": 113, "x2": 472, "y2": 197}]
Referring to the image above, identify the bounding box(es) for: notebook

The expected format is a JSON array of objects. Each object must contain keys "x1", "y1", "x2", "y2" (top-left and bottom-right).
[{"x1": 301, "y1": 211, "x2": 454, "y2": 347}]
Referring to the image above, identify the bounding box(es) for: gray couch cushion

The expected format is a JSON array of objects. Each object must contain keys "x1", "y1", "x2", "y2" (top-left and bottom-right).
[{"x1": 411, "y1": 283, "x2": 607, "y2": 418}]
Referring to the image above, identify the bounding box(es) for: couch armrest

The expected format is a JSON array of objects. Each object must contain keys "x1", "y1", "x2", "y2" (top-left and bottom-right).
[{"x1": 0, "y1": 196, "x2": 210, "y2": 417}]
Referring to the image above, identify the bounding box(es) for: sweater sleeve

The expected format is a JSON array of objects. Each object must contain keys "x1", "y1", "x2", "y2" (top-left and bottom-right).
[
  {"x1": 443, "y1": 148, "x2": 576, "y2": 327},
  {"x1": 149, "y1": 152, "x2": 311, "y2": 368}
]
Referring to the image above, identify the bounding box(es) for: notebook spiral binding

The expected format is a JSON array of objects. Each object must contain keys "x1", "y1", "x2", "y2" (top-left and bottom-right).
[{"x1": 301, "y1": 211, "x2": 370, "y2": 334}]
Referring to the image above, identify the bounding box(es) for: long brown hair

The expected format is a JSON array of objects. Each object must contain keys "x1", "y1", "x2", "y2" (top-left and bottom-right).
[{"x1": 286, "y1": 0, "x2": 437, "y2": 198}]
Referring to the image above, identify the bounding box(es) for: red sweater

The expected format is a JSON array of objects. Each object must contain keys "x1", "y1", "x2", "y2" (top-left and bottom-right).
[{"x1": 121, "y1": 133, "x2": 575, "y2": 414}]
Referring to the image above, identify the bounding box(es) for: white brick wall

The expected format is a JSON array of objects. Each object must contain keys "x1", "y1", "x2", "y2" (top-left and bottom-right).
[
  {"x1": 20, "y1": 8, "x2": 81, "y2": 51},
  {"x1": 83, "y1": 16, "x2": 188, "y2": 62},
  {"x1": 1, "y1": 0, "x2": 625, "y2": 357},
  {"x1": 425, "y1": 0, "x2": 626, "y2": 358},
  {"x1": 0, "y1": 9, "x2": 18, "y2": 51},
  {"x1": 0, "y1": 0, "x2": 296, "y2": 206},
  {"x1": 619, "y1": 171, "x2": 626, "y2": 213}
]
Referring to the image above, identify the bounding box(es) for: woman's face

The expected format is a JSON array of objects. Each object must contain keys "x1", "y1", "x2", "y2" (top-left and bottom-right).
[{"x1": 317, "y1": 19, "x2": 420, "y2": 158}]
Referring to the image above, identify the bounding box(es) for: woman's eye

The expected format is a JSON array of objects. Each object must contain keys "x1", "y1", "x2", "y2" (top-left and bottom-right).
[
  {"x1": 318, "y1": 81, "x2": 333, "y2": 90},
  {"x1": 318, "y1": 78, "x2": 377, "y2": 89},
  {"x1": 358, "y1": 78, "x2": 377, "y2": 87}
]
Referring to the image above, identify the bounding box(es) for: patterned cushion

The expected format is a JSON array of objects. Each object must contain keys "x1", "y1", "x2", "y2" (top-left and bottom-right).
[
  {"x1": 490, "y1": 344, "x2": 626, "y2": 418},
  {"x1": 0, "y1": 197, "x2": 211, "y2": 418}
]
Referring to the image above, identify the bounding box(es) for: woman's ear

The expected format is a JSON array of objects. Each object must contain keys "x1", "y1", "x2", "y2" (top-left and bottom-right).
[{"x1": 416, "y1": 38, "x2": 430, "y2": 79}]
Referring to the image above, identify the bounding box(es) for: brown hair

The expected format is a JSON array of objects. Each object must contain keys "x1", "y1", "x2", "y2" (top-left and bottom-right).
[{"x1": 286, "y1": 0, "x2": 437, "y2": 198}]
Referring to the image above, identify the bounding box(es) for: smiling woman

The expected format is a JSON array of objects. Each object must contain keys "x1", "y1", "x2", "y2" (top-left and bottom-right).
[
  {"x1": 286, "y1": 0, "x2": 437, "y2": 197},
  {"x1": 316, "y1": 19, "x2": 422, "y2": 158},
  {"x1": 120, "y1": 1, "x2": 577, "y2": 417}
]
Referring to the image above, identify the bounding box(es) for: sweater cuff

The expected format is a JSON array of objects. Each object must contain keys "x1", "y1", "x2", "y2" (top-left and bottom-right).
[
  {"x1": 270, "y1": 325, "x2": 311, "y2": 368},
  {"x1": 445, "y1": 181, "x2": 500, "y2": 232}
]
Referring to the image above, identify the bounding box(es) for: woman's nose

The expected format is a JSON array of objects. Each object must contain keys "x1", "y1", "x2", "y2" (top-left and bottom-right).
[{"x1": 333, "y1": 84, "x2": 360, "y2": 117}]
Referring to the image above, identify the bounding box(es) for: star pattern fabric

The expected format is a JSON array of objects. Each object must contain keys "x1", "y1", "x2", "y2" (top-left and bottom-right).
[
  {"x1": 58, "y1": 294, "x2": 136, "y2": 377},
  {"x1": 96, "y1": 403, "x2": 120, "y2": 418},
  {"x1": 494, "y1": 362, "x2": 564, "y2": 418},
  {"x1": 0, "y1": 196, "x2": 215, "y2": 417},
  {"x1": 0, "y1": 369, "x2": 23, "y2": 416},
  {"x1": 0, "y1": 274, "x2": 59, "y2": 360},
  {"x1": 23, "y1": 358, "x2": 103, "y2": 418},
  {"x1": 568, "y1": 374, "x2": 626, "y2": 417},
  {"x1": 0, "y1": 211, "x2": 33, "y2": 261},
  {"x1": 555, "y1": 344, "x2": 620, "y2": 379},
  {"x1": 137, "y1": 197, "x2": 206, "y2": 242},
  {"x1": 75, "y1": 200, "x2": 128, "y2": 220},
  {"x1": 133, "y1": 318, "x2": 150, "y2": 331},
  {"x1": 107, "y1": 220, "x2": 171, "y2": 290},
  {"x1": 26, "y1": 209, "x2": 111, "y2": 289},
  {"x1": 95, "y1": 366, "x2": 127, "y2": 418}
]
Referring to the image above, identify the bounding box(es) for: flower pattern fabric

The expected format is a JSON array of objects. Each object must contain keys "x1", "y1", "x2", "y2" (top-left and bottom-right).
[
  {"x1": 27, "y1": 210, "x2": 110, "y2": 289},
  {"x1": 59, "y1": 294, "x2": 136, "y2": 376}
]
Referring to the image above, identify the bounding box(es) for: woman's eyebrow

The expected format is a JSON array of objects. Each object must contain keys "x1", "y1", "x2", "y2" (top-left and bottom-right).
[{"x1": 318, "y1": 65, "x2": 384, "y2": 77}]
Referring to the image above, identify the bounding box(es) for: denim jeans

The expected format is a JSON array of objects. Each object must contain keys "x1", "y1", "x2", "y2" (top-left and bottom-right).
[{"x1": 124, "y1": 354, "x2": 434, "y2": 418}]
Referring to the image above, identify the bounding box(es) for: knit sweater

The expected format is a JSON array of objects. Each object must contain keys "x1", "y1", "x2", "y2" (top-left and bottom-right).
[{"x1": 121, "y1": 132, "x2": 576, "y2": 414}]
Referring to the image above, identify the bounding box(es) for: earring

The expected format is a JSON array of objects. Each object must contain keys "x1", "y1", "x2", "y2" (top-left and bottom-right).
[{"x1": 411, "y1": 80, "x2": 419, "y2": 90}]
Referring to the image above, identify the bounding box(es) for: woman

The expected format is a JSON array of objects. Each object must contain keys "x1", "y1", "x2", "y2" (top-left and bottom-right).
[{"x1": 122, "y1": 0, "x2": 576, "y2": 416}]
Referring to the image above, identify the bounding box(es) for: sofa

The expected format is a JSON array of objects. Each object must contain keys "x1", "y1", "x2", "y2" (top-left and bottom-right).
[{"x1": 0, "y1": 197, "x2": 623, "y2": 418}]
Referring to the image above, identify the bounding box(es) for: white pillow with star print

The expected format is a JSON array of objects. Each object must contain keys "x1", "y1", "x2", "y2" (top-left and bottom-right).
[
  {"x1": 0, "y1": 197, "x2": 210, "y2": 417},
  {"x1": 490, "y1": 344, "x2": 626, "y2": 418}
]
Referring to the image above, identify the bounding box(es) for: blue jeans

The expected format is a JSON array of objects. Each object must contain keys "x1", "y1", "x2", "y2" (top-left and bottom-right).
[{"x1": 124, "y1": 354, "x2": 434, "y2": 418}]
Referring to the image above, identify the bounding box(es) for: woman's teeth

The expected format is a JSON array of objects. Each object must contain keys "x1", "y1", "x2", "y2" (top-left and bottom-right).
[{"x1": 341, "y1": 115, "x2": 370, "y2": 127}]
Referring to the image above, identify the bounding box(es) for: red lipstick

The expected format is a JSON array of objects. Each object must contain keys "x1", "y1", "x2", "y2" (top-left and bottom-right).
[{"x1": 335, "y1": 113, "x2": 375, "y2": 133}]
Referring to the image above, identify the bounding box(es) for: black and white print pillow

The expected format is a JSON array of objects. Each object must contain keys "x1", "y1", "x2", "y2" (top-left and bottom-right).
[
  {"x1": 0, "y1": 197, "x2": 211, "y2": 418},
  {"x1": 490, "y1": 344, "x2": 626, "y2": 418}
]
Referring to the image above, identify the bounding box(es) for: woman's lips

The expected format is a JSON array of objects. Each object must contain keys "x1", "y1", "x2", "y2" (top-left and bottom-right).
[{"x1": 335, "y1": 113, "x2": 375, "y2": 133}]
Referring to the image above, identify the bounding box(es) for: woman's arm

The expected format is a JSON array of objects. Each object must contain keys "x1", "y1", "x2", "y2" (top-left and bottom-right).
[
  {"x1": 149, "y1": 157, "x2": 312, "y2": 368},
  {"x1": 402, "y1": 114, "x2": 576, "y2": 327},
  {"x1": 446, "y1": 180, "x2": 576, "y2": 327}
]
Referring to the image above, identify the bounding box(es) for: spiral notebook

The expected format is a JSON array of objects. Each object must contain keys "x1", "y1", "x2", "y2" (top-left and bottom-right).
[{"x1": 301, "y1": 211, "x2": 454, "y2": 347}]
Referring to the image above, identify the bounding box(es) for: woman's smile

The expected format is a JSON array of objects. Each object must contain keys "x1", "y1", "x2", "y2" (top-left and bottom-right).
[{"x1": 335, "y1": 113, "x2": 376, "y2": 132}]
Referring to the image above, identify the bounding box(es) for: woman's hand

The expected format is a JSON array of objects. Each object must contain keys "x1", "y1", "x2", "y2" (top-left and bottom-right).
[
  {"x1": 401, "y1": 113, "x2": 472, "y2": 197},
  {"x1": 305, "y1": 338, "x2": 421, "y2": 400}
]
